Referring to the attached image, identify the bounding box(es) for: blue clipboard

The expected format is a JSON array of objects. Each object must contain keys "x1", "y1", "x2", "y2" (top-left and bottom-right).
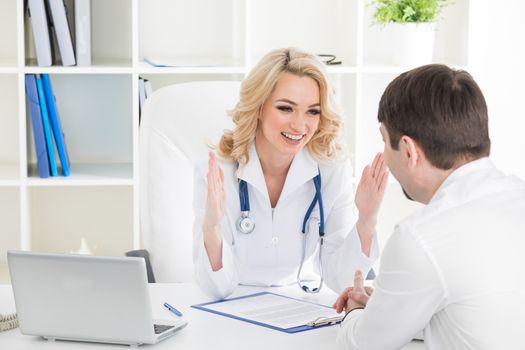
[{"x1": 191, "y1": 291, "x2": 342, "y2": 333}]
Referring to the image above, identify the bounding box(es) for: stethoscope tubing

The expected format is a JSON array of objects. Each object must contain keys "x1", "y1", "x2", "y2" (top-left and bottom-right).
[{"x1": 237, "y1": 170, "x2": 325, "y2": 293}]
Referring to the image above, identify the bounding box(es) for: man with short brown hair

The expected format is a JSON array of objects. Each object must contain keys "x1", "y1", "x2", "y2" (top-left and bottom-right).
[{"x1": 335, "y1": 64, "x2": 525, "y2": 349}]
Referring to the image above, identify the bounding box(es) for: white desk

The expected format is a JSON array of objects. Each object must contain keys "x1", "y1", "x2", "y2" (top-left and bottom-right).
[{"x1": 0, "y1": 283, "x2": 424, "y2": 350}]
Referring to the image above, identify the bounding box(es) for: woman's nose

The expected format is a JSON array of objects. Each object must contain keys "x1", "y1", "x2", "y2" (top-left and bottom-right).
[{"x1": 290, "y1": 112, "x2": 307, "y2": 131}]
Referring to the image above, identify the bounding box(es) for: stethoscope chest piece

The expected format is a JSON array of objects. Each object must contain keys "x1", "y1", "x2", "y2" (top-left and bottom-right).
[{"x1": 236, "y1": 211, "x2": 255, "y2": 234}]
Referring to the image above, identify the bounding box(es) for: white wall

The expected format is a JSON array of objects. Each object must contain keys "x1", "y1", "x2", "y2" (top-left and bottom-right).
[{"x1": 468, "y1": 1, "x2": 525, "y2": 179}]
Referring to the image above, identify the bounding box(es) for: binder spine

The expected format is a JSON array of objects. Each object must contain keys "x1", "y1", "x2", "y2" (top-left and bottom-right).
[
  {"x1": 25, "y1": 74, "x2": 51, "y2": 178},
  {"x1": 42, "y1": 74, "x2": 70, "y2": 176},
  {"x1": 36, "y1": 76, "x2": 58, "y2": 176},
  {"x1": 28, "y1": 0, "x2": 53, "y2": 66},
  {"x1": 48, "y1": 0, "x2": 76, "y2": 66},
  {"x1": 75, "y1": 0, "x2": 92, "y2": 66}
]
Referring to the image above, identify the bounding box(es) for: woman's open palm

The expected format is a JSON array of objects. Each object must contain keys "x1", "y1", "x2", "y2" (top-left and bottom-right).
[
  {"x1": 355, "y1": 153, "x2": 389, "y2": 222},
  {"x1": 203, "y1": 152, "x2": 227, "y2": 231}
]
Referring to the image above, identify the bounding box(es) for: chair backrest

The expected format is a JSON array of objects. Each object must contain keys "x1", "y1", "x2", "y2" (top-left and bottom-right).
[{"x1": 139, "y1": 81, "x2": 240, "y2": 282}]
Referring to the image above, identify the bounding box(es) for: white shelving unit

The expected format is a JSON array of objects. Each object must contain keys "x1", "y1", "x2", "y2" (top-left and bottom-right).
[{"x1": 0, "y1": 0, "x2": 470, "y2": 283}]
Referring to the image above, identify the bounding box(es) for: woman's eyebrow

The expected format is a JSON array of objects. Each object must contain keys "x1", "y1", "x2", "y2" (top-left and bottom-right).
[
  {"x1": 275, "y1": 98, "x2": 297, "y2": 105},
  {"x1": 275, "y1": 99, "x2": 320, "y2": 108}
]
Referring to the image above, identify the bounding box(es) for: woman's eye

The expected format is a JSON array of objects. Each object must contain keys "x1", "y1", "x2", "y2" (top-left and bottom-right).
[
  {"x1": 277, "y1": 105, "x2": 293, "y2": 112},
  {"x1": 308, "y1": 109, "x2": 321, "y2": 116}
]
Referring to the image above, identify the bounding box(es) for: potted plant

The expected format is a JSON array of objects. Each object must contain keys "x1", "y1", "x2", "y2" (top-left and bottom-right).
[{"x1": 369, "y1": 0, "x2": 451, "y2": 66}]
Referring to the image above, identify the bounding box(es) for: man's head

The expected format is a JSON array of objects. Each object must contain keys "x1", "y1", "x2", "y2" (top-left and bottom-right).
[{"x1": 378, "y1": 64, "x2": 491, "y2": 203}]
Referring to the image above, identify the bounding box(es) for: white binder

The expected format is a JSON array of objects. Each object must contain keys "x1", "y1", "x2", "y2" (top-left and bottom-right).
[
  {"x1": 47, "y1": 0, "x2": 76, "y2": 66},
  {"x1": 28, "y1": 0, "x2": 52, "y2": 66},
  {"x1": 75, "y1": 0, "x2": 92, "y2": 66}
]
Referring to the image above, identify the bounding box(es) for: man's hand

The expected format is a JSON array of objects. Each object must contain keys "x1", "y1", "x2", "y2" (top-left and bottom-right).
[{"x1": 333, "y1": 270, "x2": 374, "y2": 313}]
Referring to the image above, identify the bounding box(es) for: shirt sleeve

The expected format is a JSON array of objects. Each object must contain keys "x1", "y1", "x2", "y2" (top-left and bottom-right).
[
  {"x1": 192, "y1": 163, "x2": 240, "y2": 300},
  {"x1": 336, "y1": 227, "x2": 447, "y2": 350},
  {"x1": 321, "y1": 162, "x2": 380, "y2": 294}
]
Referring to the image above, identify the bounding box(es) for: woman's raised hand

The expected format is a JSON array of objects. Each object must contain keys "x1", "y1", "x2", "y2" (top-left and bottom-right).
[
  {"x1": 354, "y1": 153, "x2": 389, "y2": 256},
  {"x1": 202, "y1": 152, "x2": 227, "y2": 270},
  {"x1": 203, "y1": 151, "x2": 226, "y2": 233},
  {"x1": 355, "y1": 152, "x2": 389, "y2": 224}
]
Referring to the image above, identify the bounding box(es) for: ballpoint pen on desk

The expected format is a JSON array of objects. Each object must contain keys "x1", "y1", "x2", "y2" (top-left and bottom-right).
[{"x1": 163, "y1": 302, "x2": 183, "y2": 317}]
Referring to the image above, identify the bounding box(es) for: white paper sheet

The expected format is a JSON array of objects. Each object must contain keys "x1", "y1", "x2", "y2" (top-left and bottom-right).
[{"x1": 203, "y1": 293, "x2": 341, "y2": 329}]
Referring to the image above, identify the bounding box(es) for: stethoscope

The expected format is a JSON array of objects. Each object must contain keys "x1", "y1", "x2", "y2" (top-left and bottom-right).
[{"x1": 236, "y1": 171, "x2": 326, "y2": 293}]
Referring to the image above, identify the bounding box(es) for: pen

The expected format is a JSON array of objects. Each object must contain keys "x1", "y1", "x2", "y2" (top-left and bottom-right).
[{"x1": 163, "y1": 302, "x2": 183, "y2": 317}]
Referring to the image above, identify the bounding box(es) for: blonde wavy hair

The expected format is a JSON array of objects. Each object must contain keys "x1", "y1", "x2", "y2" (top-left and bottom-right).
[{"x1": 218, "y1": 47, "x2": 345, "y2": 164}]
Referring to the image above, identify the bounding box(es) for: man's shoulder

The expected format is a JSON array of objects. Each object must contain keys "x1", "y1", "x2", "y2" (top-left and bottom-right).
[{"x1": 396, "y1": 169, "x2": 525, "y2": 241}]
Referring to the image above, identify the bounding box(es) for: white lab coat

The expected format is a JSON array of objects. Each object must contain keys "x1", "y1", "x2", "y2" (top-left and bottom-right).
[
  {"x1": 337, "y1": 158, "x2": 525, "y2": 350},
  {"x1": 192, "y1": 143, "x2": 379, "y2": 299}
]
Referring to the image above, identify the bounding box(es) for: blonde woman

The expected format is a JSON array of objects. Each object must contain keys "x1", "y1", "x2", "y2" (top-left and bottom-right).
[{"x1": 193, "y1": 48, "x2": 388, "y2": 299}]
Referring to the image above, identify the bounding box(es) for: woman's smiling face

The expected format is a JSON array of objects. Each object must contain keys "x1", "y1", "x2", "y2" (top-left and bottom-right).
[{"x1": 256, "y1": 72, "x2": 321, "y2": 158}]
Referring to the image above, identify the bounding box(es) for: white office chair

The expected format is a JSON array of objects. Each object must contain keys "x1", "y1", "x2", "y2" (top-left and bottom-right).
[{"x1": 139, "y1": 81, "x2": 241, "y2": 282}]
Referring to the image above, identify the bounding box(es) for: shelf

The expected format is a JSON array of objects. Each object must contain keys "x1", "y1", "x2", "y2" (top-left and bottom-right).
[
  {"x1": 0, "y1": 74, "x2": 19, "y2": 180},
  {"x1": 139, "y1": 73, "x2": 244, "y2": 95},
  {"x1": 362, "y1": 64, "x2": 422, "y2": 74},
  {"x1": 362, "y1": 0, "x2": 470, "y2": 67},
  {"x1": 26, "y1": 163, "x2": 134, "y2": 186},
  {"x1": 330, "y1": 74, "x2": 358, "y2": 176},
  {"x1": 362, "y1": 63, "x2": 469, "y2": 74},
  {"x1": 0, "y1": 164, "x2": 20, "y2": 181},
  {"x1": 29, "y1": 186, "x2": 134, "y2": 256},
  {"x1": 24, "y1": 0, "x2": 132, "y2": 69},
  {"x1": 326, "y1": 65, "x2": 358, "y2": 74},
  {"x1": 26, "y1": 74, "x2": 133, "y2": 173},
  {"x1": 247, "y1": 0, "x2": 358, "y2": 67},
  {"x1": 137, "y1": 65, "x2": 358, "y2": 77},
  {"x1": 0, "y1": 186, "x2": 21, "y2": 282},
  {"x1": 1, "y1": 0, "x2": 473, "y2": 272},
  {"x1": 24, "y1": 58, "x2": 133, "y2": 74},
  {"x1": 0, "y1": 60, "x2": 18, "y2": 73},
  {"x1": 139, "y1": 0, "x2": 245, "y2": 67},
  {"x1": 357, "y1": 73, "x2": 398, "y2": 173},
  {"x1": 138, "y1": 61, "x2": 248, "y2": 75},
  {"x1": 0, "y1": 1, "x2": 17, "y2": 69}
]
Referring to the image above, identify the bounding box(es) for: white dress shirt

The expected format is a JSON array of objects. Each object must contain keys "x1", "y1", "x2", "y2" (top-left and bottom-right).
[
  {"x1": 192, "y1": 143, "x2": 379, "y2": 299},
  {"x1": 337, "y1": 158, "x2": 525, "y2": 349}
]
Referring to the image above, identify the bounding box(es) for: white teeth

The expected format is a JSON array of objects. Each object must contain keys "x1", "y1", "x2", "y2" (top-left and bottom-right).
[{"x1": 282, "y1": 132, "x2": 304, "y2": 141}]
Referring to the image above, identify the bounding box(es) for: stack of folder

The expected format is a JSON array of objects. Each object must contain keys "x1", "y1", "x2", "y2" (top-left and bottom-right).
[
  {"x1": 27, "y1": 0, "x2": 91, "y2": 67},
  {"x1": 25, "y1": 74, "x2": 70, "y2": 178}
]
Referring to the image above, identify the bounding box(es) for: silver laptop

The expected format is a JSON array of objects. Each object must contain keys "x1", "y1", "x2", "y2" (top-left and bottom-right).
[{"x1": 7, "y1": 251, "x2": 187, "y2": 346}]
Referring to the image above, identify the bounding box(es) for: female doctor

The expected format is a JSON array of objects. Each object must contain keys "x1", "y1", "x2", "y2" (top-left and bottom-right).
[{"x1": 193, "y1": 48, "x2": 388, "y2": 299}]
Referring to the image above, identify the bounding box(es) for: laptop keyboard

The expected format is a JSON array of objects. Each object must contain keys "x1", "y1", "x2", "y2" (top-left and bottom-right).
[{"x1": 154, "y1": 324, "x2": 175, "y2": 334}]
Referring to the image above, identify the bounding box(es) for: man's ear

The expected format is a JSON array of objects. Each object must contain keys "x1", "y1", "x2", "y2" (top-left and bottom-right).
[{"x1": 400, "y1": 135, "x2": 421, "y2": 168}]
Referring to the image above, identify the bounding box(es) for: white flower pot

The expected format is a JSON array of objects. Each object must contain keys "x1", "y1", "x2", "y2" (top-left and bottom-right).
[{"x1": 383, "y1": 22, "x2": 436, "y2": 67}]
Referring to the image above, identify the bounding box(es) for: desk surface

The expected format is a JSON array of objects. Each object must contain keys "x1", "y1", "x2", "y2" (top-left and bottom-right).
[{"x1": 0, "y1": 283, "x2": 424, "y2": 350}]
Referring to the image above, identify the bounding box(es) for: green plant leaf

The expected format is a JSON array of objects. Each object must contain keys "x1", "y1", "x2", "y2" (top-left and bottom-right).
[{"x1": 369, "y1": 0, "x2": 451, "y2": 24}]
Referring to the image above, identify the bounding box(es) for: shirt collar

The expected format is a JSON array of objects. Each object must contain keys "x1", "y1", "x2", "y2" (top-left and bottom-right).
[
  {"x1": 429, "y1": 157, "x2": 495, "y2": 204},
  {"x1": 236, "y1": 143, "x2": 319, "y2": 203}
]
